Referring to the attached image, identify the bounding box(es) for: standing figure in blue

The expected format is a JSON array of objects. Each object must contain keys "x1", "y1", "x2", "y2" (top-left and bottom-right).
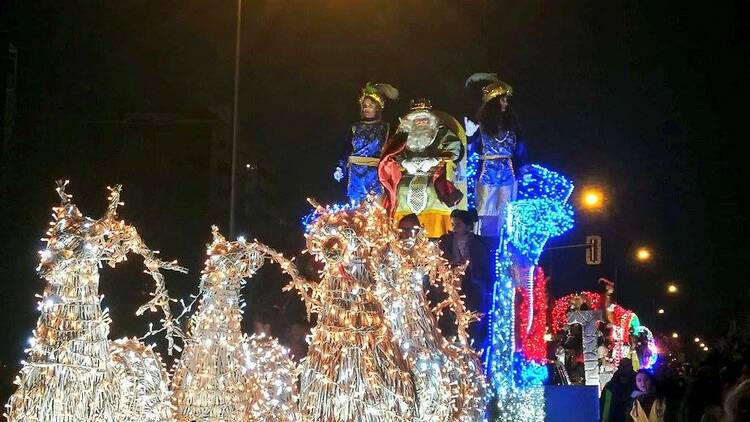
[
  {"x1": 465, "y1": 73, "x2": 527, "y2": 238},
  {"x1": 334, "y1": 82, "x2": 399, "y2": 203}
]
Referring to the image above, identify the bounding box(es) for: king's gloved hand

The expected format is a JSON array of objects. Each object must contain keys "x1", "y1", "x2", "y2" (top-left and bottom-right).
[
  {"x1": 333, "y1": 167, "x2": 345, "y2": 182},
  {"x1": 401, "y1": 159, "x2": 420, "y2": 175},
  {"x1": 464, "y1": 117, "x2": 479, "y2": 137},
  {"x1": 418, "y1": 157, "x2": 439, "y2": 172}
]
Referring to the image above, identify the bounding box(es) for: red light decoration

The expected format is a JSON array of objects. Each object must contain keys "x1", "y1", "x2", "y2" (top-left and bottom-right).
[
  {"x1": 550, "y1": 291, "x2": 602, "y2": 334},
  {"x1": 515, "y1": 267, "x2": 549, "y2": 363}
]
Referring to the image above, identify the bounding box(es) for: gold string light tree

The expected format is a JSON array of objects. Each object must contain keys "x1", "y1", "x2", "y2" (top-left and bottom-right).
[
  {"x1": 5, "y1": 181, "x2": 185, "y2": 422},
  {"x1": 289, "y1": 199, "x2": 416, "y2": 422},
  {"x1": 170, "y1": 227, "x2": 299, "y2": 422},
  {"x1": 430, "y1": 247, "x2": 488, "y2": 422},
  {"x1": 375, "y1": 222, "x2": 487, "y2": 421}
]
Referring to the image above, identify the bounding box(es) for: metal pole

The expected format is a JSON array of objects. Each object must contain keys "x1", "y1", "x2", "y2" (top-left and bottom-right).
[
  {"x1": 614, "y1": 266, "x2": 619, "y2": 286},
  {"x1": 229, "y1": 0, "x2": 242, "y2": 237}
]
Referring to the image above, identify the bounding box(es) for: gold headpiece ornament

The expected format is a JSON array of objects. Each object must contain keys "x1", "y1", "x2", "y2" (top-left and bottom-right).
[
  {"x1": 465, "y1": 72, "x2": 513, "y2": 103},
  {"x1": 408, "y1": 98, "x2": 432, "y2": 112},
  {"x1": 359, "y1": 82, "x2": 399, "y2": 109}
]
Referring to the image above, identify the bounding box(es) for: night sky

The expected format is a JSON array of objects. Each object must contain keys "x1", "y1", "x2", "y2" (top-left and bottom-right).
[{"x1": 1, "y1": 0, "x2": 748, "y2": 400}]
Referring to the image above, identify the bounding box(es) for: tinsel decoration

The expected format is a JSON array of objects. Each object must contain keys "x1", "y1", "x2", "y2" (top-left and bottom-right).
[
  {"x1": 550, "y1": 291, "x2": 642, "y2": 369},
  {"x1": 632, "y1": 326, "x2": 658, "y2": 369},
  {"x1": 427, "y1": 241, "x2": 488, "y2": 422},
  {"x1": 550, "y1": 291, "x2": 603, "y2": 334},
  {"x1": 375, "y1": 227, "x2": 487, "y2": 421},
  {"x1": 170, "y1": 227, "x2": 299, "y2": 422},
  {"x1": 5, "y1": 181, "x2": 185, "y2": 422},
  {"x1": 611, "y1": 304, "x2": 639, "y2": 367},
  {"x1": 567, "y1": 309, "x2": 604, "y2": 386},
  {"x1": 109, "y1": 338, "x2": 174, "y2": 421},
  {"x1": 245, "y1": 333, "x2": 300, "y2": 421},
  {"x1": 289, "y1": 198, "x2": 417, "y2": 421},
  {"x1": 375, "y1": 235, "x2": 454, "y2": 421},
  {"x1": 485, "y1": 165, "x2": 575, "y2": 421}
]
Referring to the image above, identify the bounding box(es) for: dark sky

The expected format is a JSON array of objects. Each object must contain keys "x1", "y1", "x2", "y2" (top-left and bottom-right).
[{"x1": 1, "y1": 0, "x2": 748, "y2": 396}]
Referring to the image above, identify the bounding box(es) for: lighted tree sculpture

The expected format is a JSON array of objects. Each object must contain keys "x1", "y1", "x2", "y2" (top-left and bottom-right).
[
  {"x1": 375, "y1": 227, "x2": 487, "y2": 421},
  {"x1": 5, "y1": 181, "x2": 184, "y2": 422},
  {"x1": 291, "y1": 199, "x2": 416, "y2": 422},
  {"x1": 171, "y1": 227, "x2": 299, "y2": 422}
]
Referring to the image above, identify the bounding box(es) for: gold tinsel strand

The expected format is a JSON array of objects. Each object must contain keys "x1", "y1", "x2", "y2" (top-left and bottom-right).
[
  {"x1": 263, "y1": 198, "x2": 487, "y2": 421},
  {"x1": 375, "y1": 220, "x2": 488, "y2": 421},
  {"x1": 5, "y1": 181, "x2": 184, "y2": 422},
  {"x1": 294, "y1": 198, "x2": 417, "y2": 421},
  {"x1": 170, "y1": 226, "x2": 300, "y2": 422},
  {"x1": 245, "y1": 333, "x2": 301, "y2": 422},
  {"x1": 374, "y1": 233, "x2": 454, "y2": 421}
]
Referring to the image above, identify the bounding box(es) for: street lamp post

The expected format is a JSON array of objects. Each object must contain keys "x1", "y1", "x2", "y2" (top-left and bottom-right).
[{"x1": 229, "y1": 0, "x2": 243, "y2": 237}]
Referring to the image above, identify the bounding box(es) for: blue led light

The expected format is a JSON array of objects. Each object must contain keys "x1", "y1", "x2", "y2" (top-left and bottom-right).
[
  {"x1": 483, "y1": 164, "x2": 575, "y2": 421},
  {"x1": 514, "y1": 354, "x2": 549, "y2": 387},
  {"x1": 516, "y1": 164, "x2": 574, "y2": 203},
  {"x1": 483, "y1": 245, "x2": 515, "y2": 394},
  {"x1": 506, "y1": 199, "x2": 574, "y2": 264},
  {"x1": 300, "y1": 200, "x2": 357, "y2": 232},
  {"x1": 507, "y1": 164, "x2": 575, "y2": 263},
  {"x1": 466, "y1": 145, "x2": 480, "y2": 209}
]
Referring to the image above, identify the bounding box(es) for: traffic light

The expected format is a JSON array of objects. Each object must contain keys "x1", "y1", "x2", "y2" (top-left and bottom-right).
[{"x1": 586, "y1": 235, "x2": 601, "y2": 265}]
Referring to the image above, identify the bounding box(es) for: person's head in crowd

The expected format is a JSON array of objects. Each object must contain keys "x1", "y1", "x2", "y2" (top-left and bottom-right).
[
  {"x1": 450, "y1": 209, "x2": 478, "y2": 235},
  {"x1": 398, "y1": 214, "x2": 421, "y2": 239},
  {"x1": 287, "y1": 322, "x2": 310, "y2": 361},
  {"x1": 724, "y1": 379, "x2": 750, "y2": 422},
  {"x1": 635, "y1": 369, "x2": 655, "y2": 394},
  {"x1": 615, "y1": 358, "x2": 635, "y2": 382}
]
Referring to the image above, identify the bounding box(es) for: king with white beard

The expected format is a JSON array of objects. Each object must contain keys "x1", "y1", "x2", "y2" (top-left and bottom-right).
[{"x1": 379, "y1": 99, "x2": 465, "y2": 238}]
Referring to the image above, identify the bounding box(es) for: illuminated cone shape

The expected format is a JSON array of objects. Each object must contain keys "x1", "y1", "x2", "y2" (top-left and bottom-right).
[
  {"x1": 7, "y1": 254, "x2": 116, "y2": 421},
  {"x1": 110, "y1": 338, "x2": 173, "y2": 421},
  {"x1": 171, "y1": 227, "x2": 300, "y2": 422},
  {"x1": 375, "y1": 234, "x2": 455, "y2": 421},
  {"x1": 6, "y1": 181, "x2": 181, "y2": 422},
  {"x1": 297, "y1": 199, "x2": 416, "y2": 422},
  {"x1": 171, "y1": 228, "x2": 262, "y2": 421}
]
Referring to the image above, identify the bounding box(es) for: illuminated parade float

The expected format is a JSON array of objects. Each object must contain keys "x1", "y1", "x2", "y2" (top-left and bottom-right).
[{"x1": 4, "y1": 79, "x2": 663, "y2": 422}]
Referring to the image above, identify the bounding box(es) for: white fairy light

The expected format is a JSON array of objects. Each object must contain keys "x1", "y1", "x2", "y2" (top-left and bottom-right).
[{"x1": 6, "y1": 181, "x2": 183, "y2": 422}]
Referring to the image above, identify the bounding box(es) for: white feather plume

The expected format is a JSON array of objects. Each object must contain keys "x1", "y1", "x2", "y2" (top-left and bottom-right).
[{"x1": 465, "y1": 72, "x2": 499, "y2": 87}]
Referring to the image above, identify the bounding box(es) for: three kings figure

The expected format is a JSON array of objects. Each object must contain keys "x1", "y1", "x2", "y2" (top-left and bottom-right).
[
  {"x1": 379, "y1": 99, "x2": 468, "y2": 238},
  {"x1": 334, "y1": 82, "x2": 399, "y2": 203},
  {"x1": 465, "y1": 73, "x2": 527, "y2": 238},
  {"x1": 336, "y1": 78, "x2": 525, "y2": 240}
]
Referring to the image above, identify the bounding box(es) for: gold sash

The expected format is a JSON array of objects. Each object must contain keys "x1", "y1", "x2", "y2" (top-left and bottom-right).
[
  {"x1": 348, "y1": 156, "x2": 380, "y2": 167},
  {"x1": 480, "y1": 154, "x2": 511, "y2": 160}
]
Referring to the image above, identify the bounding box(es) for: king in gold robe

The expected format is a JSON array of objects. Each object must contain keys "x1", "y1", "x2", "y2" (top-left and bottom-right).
[{"x1": 379, "y1": 99, "x2": 465, "y2": 238}]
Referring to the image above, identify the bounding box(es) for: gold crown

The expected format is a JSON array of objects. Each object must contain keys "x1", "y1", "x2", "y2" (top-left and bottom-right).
[
  {"x1": 481, "y1": 80, "x2": 513, "y2": 103},
  {"x1": 359, "y1": 82, "x2": 385, "y2": 109},
  {"x1": 409, "y1": 98, "x2": 432, "y2": 111}
]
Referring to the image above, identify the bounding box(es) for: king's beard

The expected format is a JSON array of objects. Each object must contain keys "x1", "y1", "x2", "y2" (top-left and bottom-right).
[{"x1": 406, "y1": 126, "x2": 437, "y2": 152}]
